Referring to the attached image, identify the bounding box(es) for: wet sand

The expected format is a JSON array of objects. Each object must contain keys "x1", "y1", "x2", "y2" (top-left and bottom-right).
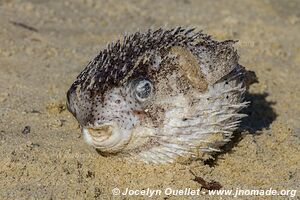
[{"x1": 0, "y1": 0, "x2": 299, "y2": 199}]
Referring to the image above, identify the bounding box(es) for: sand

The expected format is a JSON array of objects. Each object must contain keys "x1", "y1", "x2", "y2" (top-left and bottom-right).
[{"x1": 0, "y1": 0, "x2": 299, "y2": 199}]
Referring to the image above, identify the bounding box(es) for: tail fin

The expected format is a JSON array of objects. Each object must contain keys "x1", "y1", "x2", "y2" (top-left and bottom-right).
[
  {"x1": 195, "y1": 40, "x2": 240, "y2": 85},
  {"x1": 195, "y1": 40, "x2": 258, "y2": 88},
  {"x1": 244, "y1": 69, "x2": 258, "y2": 89}
]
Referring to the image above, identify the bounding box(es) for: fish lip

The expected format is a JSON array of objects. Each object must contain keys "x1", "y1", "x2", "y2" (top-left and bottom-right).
[
  {"x1": 84, "y1": 122, "x2": 114, "y2": 141},
  {"x1": 88, "y1": 125, "x2": 113, "y2": 137},
  {"x1": 82, "y1": 122, "x2": 132, "y2": 153}
]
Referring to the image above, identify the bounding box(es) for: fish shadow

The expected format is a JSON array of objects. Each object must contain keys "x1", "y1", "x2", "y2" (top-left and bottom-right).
[
  {"x1": 204, "y1": 92, "x2": 277, "y2": 167},
  {"x1": 241, "y1": 92, "x2": 277, "y2": 132}
]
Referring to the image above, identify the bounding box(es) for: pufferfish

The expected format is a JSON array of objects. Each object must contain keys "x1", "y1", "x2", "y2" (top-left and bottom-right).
[{"x1": 67, "y1": 27, "x2": 257, "y2": 164}]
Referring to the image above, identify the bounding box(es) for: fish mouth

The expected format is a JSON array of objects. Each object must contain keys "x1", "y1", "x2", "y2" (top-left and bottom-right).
[
  {"x1": 82, "y1": 122, "x2": 132, "y2": 153},
  {"x1": 87, "y1": 125, "x2": 113, "y2": 141}
]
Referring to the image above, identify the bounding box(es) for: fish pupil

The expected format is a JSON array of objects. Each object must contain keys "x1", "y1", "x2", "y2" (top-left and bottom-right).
[{"x1": 135, "y1": 80, "x2": 152, "y2": 100}]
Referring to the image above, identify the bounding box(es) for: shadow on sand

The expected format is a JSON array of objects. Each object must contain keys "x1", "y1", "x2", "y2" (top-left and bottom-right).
[{"x1": 204, "y1": 92, "x2": 277, "y2": 167}]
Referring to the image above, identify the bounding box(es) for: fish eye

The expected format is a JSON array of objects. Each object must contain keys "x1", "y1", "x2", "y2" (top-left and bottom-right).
[
  {"x1": 66, "y1": 87, "x2": 77, "y2": 117},
  {"x1": 66, "y1": 89, "x2": 73, "y2": 113},
  {"x1": 134, "y1": 80, "x2": 153, "y2": 102}
]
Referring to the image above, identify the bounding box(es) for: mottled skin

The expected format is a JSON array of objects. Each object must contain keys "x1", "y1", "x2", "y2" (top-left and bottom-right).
[{"x1": 67, "y1": 27, "x2": 256, "y2": 163}]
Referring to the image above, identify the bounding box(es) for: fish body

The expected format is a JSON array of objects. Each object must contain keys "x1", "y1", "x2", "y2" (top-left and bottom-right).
[{"x1": 67, "y1": 28, "x2": 256, "y2": 163}]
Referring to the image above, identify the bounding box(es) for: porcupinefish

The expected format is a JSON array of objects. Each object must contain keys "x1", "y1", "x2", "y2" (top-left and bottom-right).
[{"x1": 66, "y1": 27, "x2": 257, "y2": 164}]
